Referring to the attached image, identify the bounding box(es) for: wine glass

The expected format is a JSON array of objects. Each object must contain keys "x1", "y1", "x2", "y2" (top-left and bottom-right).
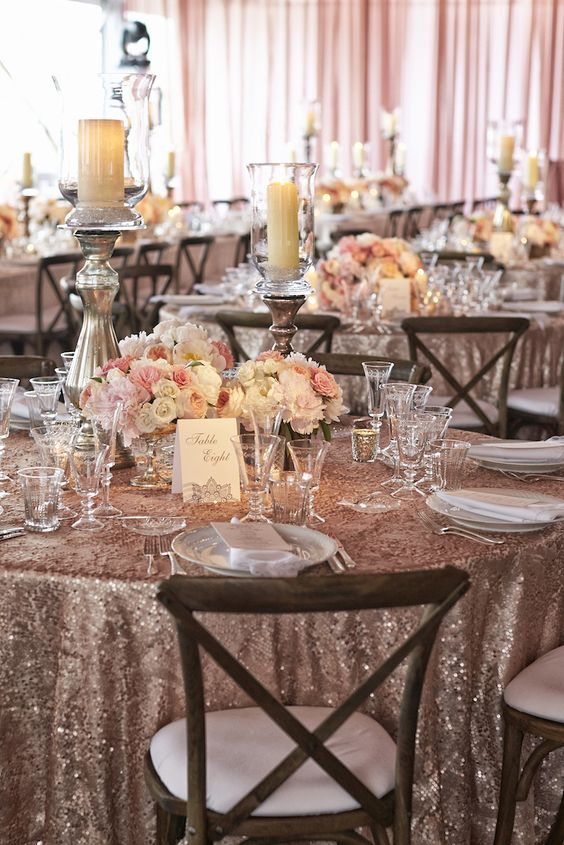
[
  {"x1": 230, "y1": 433, "x2": 283, "y2": 522},
  {"x1": 286, "y1": 438, "x2": 330, "y2": 524},
  {"x1": 380, "y1": 382, "x2": 416, "y2": 487},
  {"x1": 391, "y1": 411, "x2": 437, "y2": 499},
  {"x1": 362, "y1": 361, "x2": 393, "y2": 459},
  {"x1": 54, "y1": 367, "x2": 82, "y2": 422},
  {"x1": 0, "y1": 378, "x2": 20, "y2": 481},
  {"x1": 410, "y1": 385, "x2": 433, "y2": 411},
  {"x1": 91, "y1": 403, "x2": 124, "y2": 517},
  {"x1": 29, "y1": 376, "x2": 64, "y2": 425},
  {"x1": 416, "y1": 405, "x2": 453, "y2": 491},
  {"x1": 67, "y1": 434, "x2": 108, "y2": 531}
]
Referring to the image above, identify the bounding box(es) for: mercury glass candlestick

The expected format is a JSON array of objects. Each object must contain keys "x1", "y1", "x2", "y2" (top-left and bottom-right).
[
  {"x1": 247, "y1": 162, "x2": 318, "y2": 355},
  {"x1": 486, "y1": 118, "x2": 523, "y2": 232},
  {"x1": 54, "y1": 72, "x2": 154, "y2": 464}
]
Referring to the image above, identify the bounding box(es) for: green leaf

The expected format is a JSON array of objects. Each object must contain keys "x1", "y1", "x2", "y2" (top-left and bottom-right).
[{"x1": 320, "y1": 420, "x2": 332, "y2": 441}]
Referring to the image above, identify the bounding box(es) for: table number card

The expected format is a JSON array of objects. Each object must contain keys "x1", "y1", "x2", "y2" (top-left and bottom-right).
[
  {"x1": 172, "y1": 418, "x2": 240, "y2": 503},
  {"x1": 379, "y1": 277, "x2": 412, "y2": 320}
]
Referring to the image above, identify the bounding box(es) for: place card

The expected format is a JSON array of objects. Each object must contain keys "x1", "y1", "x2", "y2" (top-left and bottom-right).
[
  {"x1": 171, "y1": 418, "x2": 240, "y2": 503},
  {"x1": 379, "y1": 277, "x2": 412, "y2": 319},
  {"x1": 211, "y1": 521, "x2": 291, "y2": 551}
]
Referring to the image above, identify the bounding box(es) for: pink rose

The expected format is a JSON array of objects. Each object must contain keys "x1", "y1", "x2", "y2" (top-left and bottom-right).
[
  {"x1": 211, "y1": 340, "x2": 235, "y2": 370},
  {"x1": 176, "y1": 387, "x2": 208, "y2": 419},
  {"x1": 257, "y1": 349, "x2": 284, "y2": 363},
  {"x1": 79, "y1": 383, "x2": 93, "y2": 408},
  {"x1": 129, "y1": 364, "x2": 165, "y2": 393},
  {"x1": 171, "y1": 366, "x2": 193, "y2": 387},
  {"x1": 311, "y1": 368, "x2": 339, "y2": 398},
  {"x1": 145, "y1": 343, "x2": 173, "y2": 364},
  {"x1": 100, "y1": 355, "x2": 132, "y2": 376}
]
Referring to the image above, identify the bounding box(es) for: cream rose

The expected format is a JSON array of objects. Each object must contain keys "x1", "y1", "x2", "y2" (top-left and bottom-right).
[
  {"x1": 152, "y1": 378, "x2": 180, "y2": 400},
  {"x1": 190, "y1": 362, "x2": 222, "y2": 404},
  {"x1": 136, "y1": 403, "x2": 158, "y2": 434},
  {"x1": 150, "y1": 396, "x2": 177, "y2": 426}
]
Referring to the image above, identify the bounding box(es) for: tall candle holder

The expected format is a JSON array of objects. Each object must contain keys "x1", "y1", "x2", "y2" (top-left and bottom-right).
[
  {"x1": 521, "y1": 148, "x2": 545, "y2": 215},
  {"x1": 381, "y1": 108, "x2": 400, "y2": 176},
  {"x1": 301, "y1": 99, "x2": 320, "y2": 163},
  {"x1": 487, "y1": 118, "x2": 523, "y2": 232},
  {"x1": 19, "y1": 188, "x2": 38, "y2": 239},
  {"x1": 247, "y1": 162, "x2": 318, "y2": 355},
  {"x1": 54, "y1": 72, "x2": 154, "y2": 463}
]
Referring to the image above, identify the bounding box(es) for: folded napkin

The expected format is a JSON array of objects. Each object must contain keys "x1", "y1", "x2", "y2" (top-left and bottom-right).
[
  {"x1": 469, "y1": 440, "x2": 564, "y2": 464},
  {"x1": 436, "y1": 488, "x2": 564, "y2": 523},
  {"x1": 229, "y1": 548, "x2": 309, "y2": 577},
  {"x1": 10, "y1": 396, "x2": 67, "y2": 422}
]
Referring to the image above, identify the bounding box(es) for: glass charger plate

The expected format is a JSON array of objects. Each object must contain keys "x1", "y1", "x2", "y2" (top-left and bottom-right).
[
  {"x1": 172, "y1": 523, "x2": 337, "y2": 577},
  {"x1": 426, "y1": 489, "x2": 564, "y2": 533}
]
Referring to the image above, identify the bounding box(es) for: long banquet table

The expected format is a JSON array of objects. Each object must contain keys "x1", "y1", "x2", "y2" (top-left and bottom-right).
[{"x1": 1, "y1": 424, "x2": 563, "y2": 845}]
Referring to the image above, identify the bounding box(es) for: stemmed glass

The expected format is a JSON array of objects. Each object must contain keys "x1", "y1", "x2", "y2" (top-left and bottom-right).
[
  {"x1": 391, "y1": 411, "x2": 437, "y2": 499},
  {"x1": 92, "y1": 403, "x2": 124, "y2": 517},
  {"x1": 0, "y1": 378, "x2": 20, "y2": 481},
  {"x1": 29, "y1": 376, "x2": 64, "y2": 425},
  {"x1": 30, "y1": 422, "x2": 80, "y2": 518},
  {"x1": 67, "y1": 434, "x2": 109, "y2": 531},
  {"x1": 286, "y1": 438, "x2": 330, "y2": 524},
  {"x1": 380, "y1": 382, "x2": 416, "y2": 486},
  {"x1": 362, "y1": 361, "x2": 393, "y2": 459},
  {"x1": 416, "y1": 406, "x2": 453, "y2": 491},
  {"x1": 55, "y1": 367, "x2": 82, "y2": 422},
  {"x1": 230, "y1": 433, "x2": 283, "y2": 522},
  {"x1": 410, "y1": 385, "x2": 433, "y2": 411}
]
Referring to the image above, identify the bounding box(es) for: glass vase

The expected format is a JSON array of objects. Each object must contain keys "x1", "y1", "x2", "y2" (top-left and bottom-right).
[{"x1": 130, "y1": 424, "x2": 176, "y2": 489}]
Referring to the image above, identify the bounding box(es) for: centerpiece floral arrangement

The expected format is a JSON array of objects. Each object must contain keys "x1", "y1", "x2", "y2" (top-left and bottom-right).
[
  {"x1": 315, "y1": 232, "x2": 424, "y2": 312},
  {"x1": 0, "y1": 203, "x2": 20, "y2": 241},
  {"x1": 135, "y1": 191, "x2": 174, "y2": 226},
  {"x1": 519, "y1": 216, "x2": 560, "y2": 249},
  {"x1": 80, "y1": 321, "x2": 347, "y2": 444}
]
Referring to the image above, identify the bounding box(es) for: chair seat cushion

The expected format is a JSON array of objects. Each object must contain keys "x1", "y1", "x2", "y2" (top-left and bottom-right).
[
  {"x1": 149, "y1": 705, "x2": 396, "y2": 816},
  {"x1": 432, "y1": 395, "x2": 499, "y2": 429},
  {"x1": 507, "y1": 387, "x2": 560, "y2": 419},
  {"x1": 504, "y1": 645, "x2": 564, "y2": 723}
]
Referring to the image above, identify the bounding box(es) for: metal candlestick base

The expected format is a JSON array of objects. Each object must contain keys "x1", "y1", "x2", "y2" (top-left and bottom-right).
[
  {"x1": 261, "y1": 294, "x2": 307, "y2": 356},
  {"x1": 493, "y1": 171, "x2": 514, "y2": 232}
]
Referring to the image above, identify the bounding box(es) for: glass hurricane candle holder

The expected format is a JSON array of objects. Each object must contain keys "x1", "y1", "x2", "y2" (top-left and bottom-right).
[
  {"x1": 247, "y1": 162, "x2": 318, "y2": 354},
  {"x1": 486, "y1": 119, "x2": 524, "y2": 232}
]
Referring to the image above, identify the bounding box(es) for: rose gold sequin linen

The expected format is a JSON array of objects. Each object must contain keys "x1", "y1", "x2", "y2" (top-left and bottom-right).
[{"x1": 1, "y1": 427, "x2": 563, "y2": 845}]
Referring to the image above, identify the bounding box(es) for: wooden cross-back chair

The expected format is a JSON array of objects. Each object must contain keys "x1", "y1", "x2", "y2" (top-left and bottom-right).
[
  {"x1": 401, "y1": 316, "x2": 530, "y2": 438},
  {"x1": 174, "y1": 236, "x2": 215, "y2": 292},
  {"x1": 385, "y1": 209, "x2": 405, "y2": 238},
  {"x1": 137, "y1": 240, "x2": 172, "y2": 266},
  {"x1": 215, "y1": 310, "x2": 341, "y2": 362},
  {"x1": 146, "y1": 568, "x2": 470, "y2": 845},
  {"x1": 313, "y1": 353, "x2": 432, "y2": 385},
  {"x1": 117, "y1": 263, "x2": 175, "y2": 335},
  {"x1": 0, "y1": 354, "x2": 55, "y2": 386}
]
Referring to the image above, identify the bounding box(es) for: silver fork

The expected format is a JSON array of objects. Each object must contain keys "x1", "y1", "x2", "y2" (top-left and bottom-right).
[
  {"x1": 416, "y1": 508, "x2": 504, "y2": 545},
  {"x1": 144, "y1": 535, "x2": 160, "y2": 575},
  {"x1": 159, "y1": 534, "x2": 185, "y2": 575},
  {"x1": 501, "y1": 470, "x2": 564, "y2": 483}
]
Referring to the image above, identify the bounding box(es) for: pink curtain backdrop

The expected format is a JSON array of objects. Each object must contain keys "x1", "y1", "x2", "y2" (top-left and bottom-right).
[{"x1": 126, "y1": 0, "x2": 564, "y2": 206}]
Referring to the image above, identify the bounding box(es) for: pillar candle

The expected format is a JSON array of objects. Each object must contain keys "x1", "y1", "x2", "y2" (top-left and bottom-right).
[
  {"x1": 382, "y1": 111, "x2": 397, "y2": 138},
  {"x1": 286, "y1": 143, "x2": 297, "y2": 163},
  {"x1": 329, "y1": 141, "x2": 339, "y2": 171},
  {"x1": 266, "y1": 180, "x2": 299, "y2": 269},
  {"x1": 21, "y1": 152, "x2": 33, "y2": 189},
  {"x1": 166, "y1": 151, "x2": 176, "y2": 181},
  {"x1": 78, "y1": 119, "x2": 125, "y2": 205},
  {"x1": 304, "y1": 110, "x2": 316, "y2": 137},
  {"x1": 498, "y1": 135, "x2": 515, "y2": 172},
  {"x1": 395, "y1": 142, "x2": 407, "y2": 172},
  {"x1": 525, "y1": 152, "x2": 539, "y2": 190},
  {"x1": 352, "y1": 142, "x2": 365, "y2": 170}
]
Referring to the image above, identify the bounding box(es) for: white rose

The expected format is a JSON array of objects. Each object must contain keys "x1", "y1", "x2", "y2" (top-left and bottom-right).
[
  {"x1": 175, "y1": 323, "x2": 209, "y2": 344},
  {"x1": 190, "y1": 361, "x2": 222, "y2": 403},
  {"x1": 152, "y1": 378, "x2": 180, "y2": 399},
  {"x1": 136, "y1": 403, "x2": 158, "y2": 434},
  {"x1": 106, "y1": 368, "x2": 125, "y2": 384},
  {"x1": 236, "y1": 361, "x2": 257, "y2": 386},
  {"x1": 150, "y1": 396, "x2": 177, "y2": 426}
]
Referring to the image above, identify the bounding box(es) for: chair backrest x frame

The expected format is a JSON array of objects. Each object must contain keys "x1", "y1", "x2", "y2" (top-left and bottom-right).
[
  {"x1": 174, "y1": 236, "x2": 215, "y2": 292},
  {"x1": 314, "y1": 352, "x2": 432, "y2": 385},
  {"x1": 215, "y1": 310, "x2": 341, "y2": 362}
]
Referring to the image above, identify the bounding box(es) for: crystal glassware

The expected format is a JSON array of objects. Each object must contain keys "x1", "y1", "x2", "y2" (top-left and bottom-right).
[
  {"x1": 23, "y1": 390, "x2": 44, "y2": 431},
  {"x1": 67, "y1": 435, "x2": 109, "y2": 531},
  {"x1": 429, "y1": 439, "x2": 471, "y2": 492},
  {"x1": 362, "y1": 361, "x2": 393, "y2": 458},
  {"x1": 380, "y1": 382, "x2": 416, "y2": 486},
  {"x1": 18, "y1": 466, "x2": 63, "y2": 533},
  {"x1": 269, "y1": 471, "x2": 312, "y2": 525},
  {"x1": 0, "y1": 378, "x2": 20, "y2": 481},
  {"x1": 91, "y1": 403, "x2": 124, "y2": 516},
  {"x1": 391, "y1": 411, "x2": 437, "y2": 500},
  {"x1": 29, "y1": 376, "x2": 63, "y2": 425},
  {"x1": 410, "y1": 384, "x2": 433, "y2": 411},
  {"x1": 60, "y1": 351, "x2": 75, "y2": 371},
  {"x1": 230, "y1": 433, "x2": 283, "y2": 522},
  {"x1": 416, "y1": 406, "x2": 454, "y2": 491},
  {"x1": 29, "y1": 422, "x2": 79, "y2": 518},
  {"x1": 54, "y1": 367, "x2": 81, "y2": 422},
  {"x1": 286, "y1": 438, "x2": 330, "y2": 524}
]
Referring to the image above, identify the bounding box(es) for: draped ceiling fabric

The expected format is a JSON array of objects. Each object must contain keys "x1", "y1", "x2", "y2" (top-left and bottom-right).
[{"x1": 126, "y1": 0, "x2": 564, "y2": 206}]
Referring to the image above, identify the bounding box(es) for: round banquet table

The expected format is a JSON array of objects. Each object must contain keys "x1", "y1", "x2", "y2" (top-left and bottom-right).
[{"x1": 1, "y1": 425, "x2": 563, "y2": 845}]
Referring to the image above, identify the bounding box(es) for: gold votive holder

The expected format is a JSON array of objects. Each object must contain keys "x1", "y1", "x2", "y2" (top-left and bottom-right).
[{"x1": 351, "y1": 426, "x2": 378, "y2": 462}]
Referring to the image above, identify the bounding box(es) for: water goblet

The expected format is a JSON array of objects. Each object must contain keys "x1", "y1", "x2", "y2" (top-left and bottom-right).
[
  {"x1": 0, "y1": 378, "x2": 20, "y2": 481},
  {"x1": 91, "y1": 403, "x2": 124, "y2": 517},
  {"x1": 230, "y1": 433, "x2": 283, "y2": 522},
  {"x1": 416, "y1": 406, "x2": 453, "y2": 491},
  {"x1": 60, "y1": 351, "x2": 75, "y2": 372},
  {"x1": 54, "y1": 367, "x2": 82, "y2": 422},
  {"x1": 29, "y1": 376, "x2": 64, "y2": 425},
  {"x1": 67, "y1": 435, "x2": 109, "y2": 531},
  {"x1": 380, "y1": 382, "x2": 416, "y2": 486},
  {"x1": 391, "y1": 411, "x2": 437, "y2": 499},
  {"x1": 30, "y1": 422, "x2": 80, "y2": 518},
  {"x1": 429, "y1": 439, "x2": 471, "y2": 492},
  {"x1": 362, "y1": 361, "x2": 393, "y2": 459},
  {"x1": 286, "y1": 438, "x2": 330, "y2": 524},
  {"x1": 410, "y1": 384, "x2": 433, "y2": 410}
]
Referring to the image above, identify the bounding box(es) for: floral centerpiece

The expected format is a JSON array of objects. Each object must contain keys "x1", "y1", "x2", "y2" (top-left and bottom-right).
[
  {"x1": 216, "y1": 350, "x2": 347, "y2": 441},
  {"x1": 315, "y1": 232, "x2": 424, "y2": 312},
  {"x1": 519, "y1": 216, "x2": 560, "y2": 256},
  {"x1": 0, "y1": 204, "x2": 20, "y2": 241},
  {"x1": 135, "y1": 191, "x2": 174, "y2": 226},
  {"x1": 28, "y1": 196, "x2": 71, "y2": 231},
  {"x1": 80, "y1": 319, "x2": 234, "y2": 446}
]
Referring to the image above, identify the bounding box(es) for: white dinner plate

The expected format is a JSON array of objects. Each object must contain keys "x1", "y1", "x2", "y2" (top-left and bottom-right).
[
  {"x1": 426, "y1": 489, "x2": 564, "y2": 533},
  {"x1": 172, "y1": 523, "x2": 337, "y2": 577},
  {"x1": 469, "y1": 456, "x2": 564, "y2": 474}
]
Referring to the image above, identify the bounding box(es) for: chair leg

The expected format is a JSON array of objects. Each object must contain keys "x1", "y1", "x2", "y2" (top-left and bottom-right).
[
  {"x1": 546, "y1": 790, "x2": 564, "y2": 845},
  {"x1": 156, "y1": 803, "x2": 186, "y2": 845},
  {"x1": 370, "y1": 822, "x2": 391, "y2": 845},
  {"x1": 493, "y1": 719, "x2": 525, "y2": 845}
]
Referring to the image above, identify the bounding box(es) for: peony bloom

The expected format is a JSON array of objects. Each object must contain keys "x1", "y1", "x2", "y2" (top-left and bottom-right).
[
  {"x1": 145, "y1": 343, "x2": 173, "y2": 364},
  {"x1": 100, "y1": 355, "x2": 133, "y2": 376},
  {"x1": 119, "y1": 331, "x2": 152, "y2": 358},
  {"x1": 190, "y1": 361, "x2": 222, "y2": 404},
  {"x1": 129, "y1": 363, "x2": 167, "y2": 393},
  {"x1": 210, "y1": 340, "x2": 235, "y2": 371},
  {"x1": 175, "y1": 387, "x2": 208, "y2": 419}
]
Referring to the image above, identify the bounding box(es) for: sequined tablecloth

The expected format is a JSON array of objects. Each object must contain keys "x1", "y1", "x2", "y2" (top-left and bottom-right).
[{"x1": 1, "y1": 428, "x2": 563, "y2": 845}]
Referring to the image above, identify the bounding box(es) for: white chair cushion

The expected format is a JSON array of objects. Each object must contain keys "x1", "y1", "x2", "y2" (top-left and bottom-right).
[
  {"x1": 504, "y1": 645, "x2": 564, "y2": 723},
  {"x1": 507, "y1": 387, "x2": 560, "y2": 418},
  {"x1": 149, "y1": 705, "x2": 396, "y2": 816},
  {"x1": 431, "y1": 394, "x2": 499, "y2": 429}
]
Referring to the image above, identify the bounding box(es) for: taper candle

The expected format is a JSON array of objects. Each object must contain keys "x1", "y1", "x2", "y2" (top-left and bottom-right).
[
  {"x1": 166, "y1": 150, "x2": 176, "y2": 181},
  {"x1": 304, "y1": 110, "x2": 316, "y2": 137},
  {"x1": 21, "y1": 152, "x2": 33, "y2": 189},
  {"x1": 267, "y1": 180, "x2": 299, "y2": 269},
  {"x1": 329, "y1": 141, "x2": 339, "y2": 171},
  {"x1": 352, "y1": 141, "x2": 365, "y2": 171},
  {"x1": 78, "y1": 119, "x2": 125, "y2": 205},
  {"x1": 498, "y1": 135, "x2": 515, "y2": 172},
  {"x1": 525, "y1": 151, "x2": 539, "y2": 190}
]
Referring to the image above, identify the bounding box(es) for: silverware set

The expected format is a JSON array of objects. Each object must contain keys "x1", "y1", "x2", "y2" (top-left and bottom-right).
[
  {"x1": 415, "y1": 507, "x2": 504, "y2": 545},
  {"x1": 0, "y1": 525, "x2": 25, "y2": 541},
  {"x1": 500, "y1": 470, "x2": 564, "y2": 483},
  {"x1": 143, "y1": 533, "x2": 185, "y2": 576}
]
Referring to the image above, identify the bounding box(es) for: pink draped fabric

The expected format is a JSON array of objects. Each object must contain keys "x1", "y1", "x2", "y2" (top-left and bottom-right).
[{"x1": 125, "y1": 0, "x2": 564, "y2": 205}]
